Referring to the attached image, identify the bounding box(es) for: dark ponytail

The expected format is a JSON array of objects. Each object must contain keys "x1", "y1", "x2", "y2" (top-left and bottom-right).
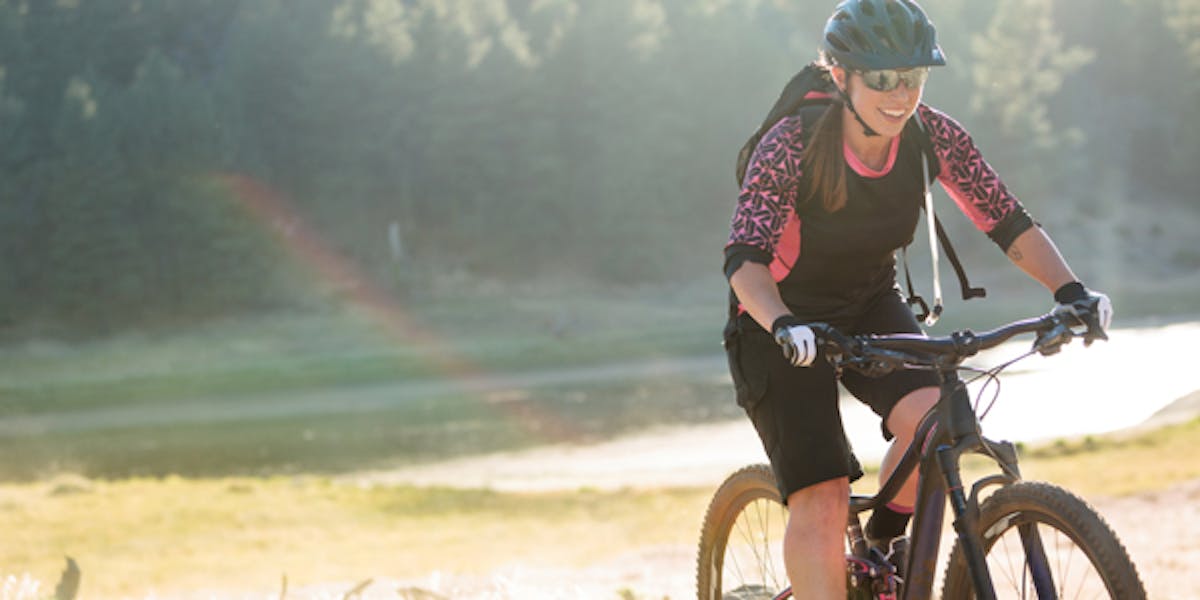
[{"x1": 801, "y1": 100, "x2": 848, "y2": 213}]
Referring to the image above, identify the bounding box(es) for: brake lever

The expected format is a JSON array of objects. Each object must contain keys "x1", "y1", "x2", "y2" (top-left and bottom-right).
[
  {"x1": 809, "y1": 322, "x2": 855, "y2": 354},
  {"x1": 1078, "y1": 311, "x2": 1109, "y2": 347},
  {"x1": 1035, "y1": 322, "x2": 1074, "y2": 356},
  {"x1": 808, "y1": 323, "x2": 859, "y2": 376},
  {"x1": 855, "y1": 356, "x2": 896, "y2": 378},
  {"x1": 1055, "y1": 306, "x2": 1109, "y2": 347}
]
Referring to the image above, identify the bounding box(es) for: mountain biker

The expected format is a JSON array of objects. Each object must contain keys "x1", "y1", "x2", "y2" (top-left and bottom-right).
[{"x1": 721, "y1": 0, "x2": 1113, "y2": 596}]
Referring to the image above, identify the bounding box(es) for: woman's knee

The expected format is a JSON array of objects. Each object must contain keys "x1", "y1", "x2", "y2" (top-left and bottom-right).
[
  {"x1": 886, "y1": 386, "x2": 939, "y2": 440},
  {"x1": 784, "y1": 478, "x2": 849, "y2": 556},
  {"x1": 786, "y1": 477, "x2": 849, "y2": 523}
]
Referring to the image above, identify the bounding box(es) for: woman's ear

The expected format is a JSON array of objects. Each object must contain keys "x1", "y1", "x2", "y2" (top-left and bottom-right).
[{"x1": 830, "y1": 66, "x2": 848, "y2": 94}]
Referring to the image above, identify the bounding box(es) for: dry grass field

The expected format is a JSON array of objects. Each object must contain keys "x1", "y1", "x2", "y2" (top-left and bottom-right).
[{"x1": 2, "y1": 416, "x2": 1198, "y2": 599}]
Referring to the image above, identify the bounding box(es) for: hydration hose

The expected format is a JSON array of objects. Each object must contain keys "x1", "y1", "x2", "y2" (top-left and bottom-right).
[{"x1": 914, "y1": 114, "x2": 943, "y2": 325}]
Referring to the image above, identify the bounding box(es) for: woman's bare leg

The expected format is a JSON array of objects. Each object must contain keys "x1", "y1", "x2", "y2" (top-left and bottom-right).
[
  {"x1": 784, "y1": 477, "x2": 850, "y2": 598},
  {"x1": 880, "y1": 386, "x2": 939, "y2": 508}
]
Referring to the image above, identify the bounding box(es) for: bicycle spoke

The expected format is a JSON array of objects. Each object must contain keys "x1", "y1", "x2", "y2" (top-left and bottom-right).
[
  {"x1": 719, "y1": 496, "x2": 787, "y2": 597},
  {"x1": 759, "y1": 500, "x2": 782, "y2": 590},
  {"x1": 991, "y1": 529, "x2": 1024, "y2": 595},
  {"x1": 728, "y1": 515, "x2": 752, "y2": 587},
  {"x1": 964, "y1": 505, "x2": 1131, "y2": 600},
  {"x1": 752, "y1": 499, "x2": 770, "y2": 584},
  {"x1": 740, "y1": 501, "x2": 769, "y2": 583},
  {"x1": 1062, "y1": 532, "x2": 1078, "y2": 600}
]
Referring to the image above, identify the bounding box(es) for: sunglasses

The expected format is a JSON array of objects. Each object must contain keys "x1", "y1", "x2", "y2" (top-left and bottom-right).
[{"x1": 856, "y1": 67, "x2": 930, "y2": 92}]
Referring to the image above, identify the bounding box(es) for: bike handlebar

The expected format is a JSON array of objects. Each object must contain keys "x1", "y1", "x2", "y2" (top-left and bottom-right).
[{"x1": 811, "y1": 308, "x2": 1105, "y2": 376}]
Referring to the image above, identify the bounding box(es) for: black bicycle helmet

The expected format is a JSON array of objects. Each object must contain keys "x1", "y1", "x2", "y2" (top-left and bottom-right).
[{"x1": 822, "y1": 0, "x2": 946, "y2": 71}]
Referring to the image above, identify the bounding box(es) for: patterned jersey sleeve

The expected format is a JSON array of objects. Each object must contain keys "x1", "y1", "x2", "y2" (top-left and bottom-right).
[
  {"x1": 724, "y1": 114, "x2": 806, "y2": 279},
  {"x1": 918, "y1": 104, "x2": 1035, "y2": 251}
]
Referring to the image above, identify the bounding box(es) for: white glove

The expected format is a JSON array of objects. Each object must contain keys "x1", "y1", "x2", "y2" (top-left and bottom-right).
[
  {"x1": 1089, "y1": 291, "x2": 1113, "y2": 331},
  {"x1": 1053, "y1": 283, "x2": 1113, "y2": 338},
  {"x1": 772, "y1": 317, "x2": 818, "y2": 367}
]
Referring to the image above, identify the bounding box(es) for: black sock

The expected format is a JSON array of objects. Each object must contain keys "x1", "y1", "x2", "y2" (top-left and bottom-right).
[{"x1": 866, "y1": 503, "x2": 913, "y2": 542}]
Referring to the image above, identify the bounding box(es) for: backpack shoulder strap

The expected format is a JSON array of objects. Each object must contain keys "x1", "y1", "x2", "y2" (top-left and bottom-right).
[
  {"x1": 934, "y1": 215, "x2": 987, "y2": 300},
  {"x1": 907, "y1": 110, "x2": 987, "y2": 304},
  {"x1": 736, "y1": 64, "x2": 835, "y2": 187},
  {"x1": 903, "y1": 108, "x2": 940, "y2": 179}
]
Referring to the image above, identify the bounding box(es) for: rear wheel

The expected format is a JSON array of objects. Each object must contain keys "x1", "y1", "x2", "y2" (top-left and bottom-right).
[
  {"x1": 695, "y1": 464, "x2": 790, "y2": 600},
  {"x1": 940, "y1": 481, "x2": 1146, "y2": 599}
]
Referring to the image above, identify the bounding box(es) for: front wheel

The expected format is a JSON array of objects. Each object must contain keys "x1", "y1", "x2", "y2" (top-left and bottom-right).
[
  {"x1": 940, "y1": 481, "x2": 1146, "y2": 599},
  {"x1": 695, "y1": 464, "x2": 790, "y2": 600}
]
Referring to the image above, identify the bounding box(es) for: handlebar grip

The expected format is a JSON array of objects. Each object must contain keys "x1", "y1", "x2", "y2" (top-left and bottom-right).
[
  {"x1": 1055, "y1": 304, "x2": 1109, "y2": 347},
  {"x1": 1034, "y1": 322, "x2": 1073, "y2": 356},
  {"x1": 807, "y1": 322, "x2": 854, "y2": 353}
]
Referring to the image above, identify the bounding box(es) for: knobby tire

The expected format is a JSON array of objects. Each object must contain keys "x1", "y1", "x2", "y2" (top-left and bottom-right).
[
  {"x1": 940, "y1": 481, "x2": 1146, "y2": 599},
  {"x1": 695, "y1": 464, "x2": 790, "y2": 600}
]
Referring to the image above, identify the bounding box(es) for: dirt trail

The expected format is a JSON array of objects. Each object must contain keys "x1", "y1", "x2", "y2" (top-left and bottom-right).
[
  {"x1": 341, "y1": 419, "x2": 772, "y2": 492},
  {"x1": 1100, "y1": 478, "x2": 1200, "y2": 599}
]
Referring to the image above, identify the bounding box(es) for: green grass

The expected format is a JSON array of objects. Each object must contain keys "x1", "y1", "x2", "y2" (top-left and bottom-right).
[
  {"x1": 0, "y1": 378, "x2": 741, "y2": 481},
  {"x1": 0, "y1": 277, "x2": 742, "y2": 482},
  {"x1": 0, "y1": 280, "x2": 726, "y2": 415}
]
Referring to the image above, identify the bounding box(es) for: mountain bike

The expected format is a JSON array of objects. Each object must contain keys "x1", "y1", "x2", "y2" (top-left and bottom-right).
[{"x1": 695, "y1": 309, "x2": 1147, "y2": 599}]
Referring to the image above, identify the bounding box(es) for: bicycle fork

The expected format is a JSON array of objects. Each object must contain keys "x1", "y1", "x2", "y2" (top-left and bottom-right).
[
  {"x1": 938, "y1": 441, "x2": 996, "y2": 600},
  {"x1": 934, "y1": 371, "x2": 1002, "y2": 600},
  {"x1": 897, "y1": 371, "x2": 998, "y2": 600}
]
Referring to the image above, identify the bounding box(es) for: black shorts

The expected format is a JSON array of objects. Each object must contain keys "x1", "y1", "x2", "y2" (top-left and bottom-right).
[{"x1": 724, "y1": 290, "x2": 939, "y2": 501}]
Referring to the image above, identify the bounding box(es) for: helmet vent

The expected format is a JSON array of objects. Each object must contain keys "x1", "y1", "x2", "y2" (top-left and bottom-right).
[
  {"x1": 887, "y1": 5, "x2": 911, "y2": 42},
  {"x1": 860, "y1": 2, "x2": 876, "y2": 16},
  {"x1": 875, "y1": 26, "x2": 898, "y2": 52},
  {"x1": 825, "y1": 33, "x2": 850, "y2": 53},
  {"x1": 847, "y1": 28, "x2": 869, "y2": 50}
]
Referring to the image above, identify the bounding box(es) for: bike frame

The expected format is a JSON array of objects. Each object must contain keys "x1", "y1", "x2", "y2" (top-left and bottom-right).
[
  {"x1": 737, "y1": 313, "x2": 1101, "y2": 599},
  {"x1": 848, "y1": 368, "x2": 1035, "y2": 600}
]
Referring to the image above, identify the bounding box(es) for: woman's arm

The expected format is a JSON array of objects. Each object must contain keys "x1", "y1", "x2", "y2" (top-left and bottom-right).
[
  {"x1": 729, "y1": 261, "x2": 792, "y2": 333},
  {"x1": 1003, "y1": 226, "x2": 1078, "y2": 293},
  {"x1": 916, "y1": 106, "x2": 1093, "y2": 300},
  {"x1": 1007, "y1": 225, "x2": 1114, "y2": 331},
  {"x1": 730, "y1": 261, "x2": 819, "y2": 367},
  {"x1": 725, "y1": 114, "x2": 808, "y2": 331}
]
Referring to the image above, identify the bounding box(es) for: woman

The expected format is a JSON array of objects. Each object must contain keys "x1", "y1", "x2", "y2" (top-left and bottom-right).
[{"x1": 722, "y1": 0, "x2": 1112, "y2": 596}]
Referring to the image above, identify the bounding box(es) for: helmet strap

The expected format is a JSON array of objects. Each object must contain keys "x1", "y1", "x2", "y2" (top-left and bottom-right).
[{"x1": 835, "y1": 85, "x2": 880, "y2": 137}]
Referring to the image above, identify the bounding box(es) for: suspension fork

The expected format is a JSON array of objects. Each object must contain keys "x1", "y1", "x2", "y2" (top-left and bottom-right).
[
  {"x1": 904, "y1": 370, "x2": 1002, "y2": 600},
  {"x1": 937, "y1": 371, "x2": 999, "y2": 600},
  {"x1": 900, "y1": 367, "x2": 978, "y2": 600}
]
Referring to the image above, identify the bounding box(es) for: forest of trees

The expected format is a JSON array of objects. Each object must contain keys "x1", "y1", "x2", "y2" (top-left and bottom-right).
[{"x1": 0, "y1": 0, "x2": 1196, "y2": 337}]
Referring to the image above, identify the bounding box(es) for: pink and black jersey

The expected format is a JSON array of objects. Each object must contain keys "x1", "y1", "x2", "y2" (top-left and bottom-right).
[{"x1": 724, "y1": 103, "x2": 1034, "y2": 325}]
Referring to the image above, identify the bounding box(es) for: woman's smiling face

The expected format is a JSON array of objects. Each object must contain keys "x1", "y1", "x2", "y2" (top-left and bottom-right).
[{"x1": 832, "y1": 67, "x2": 925, "y2": 139}]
